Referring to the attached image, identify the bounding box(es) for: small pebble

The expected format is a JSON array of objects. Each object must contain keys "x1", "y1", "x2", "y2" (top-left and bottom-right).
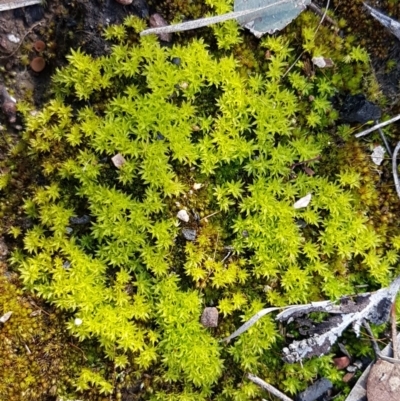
[
  {"x1": 149, "y1": 13, "x2": 172, "y2": 42},
  {"x1": 201, "y1": 307, "x2": 219, "y2": 327},
  {"x1": 69, "y1": 215, "x2": 91, "y2": 225},
  {"x1": 177, "y1": 210, "x2": 190, "y2": 223},
  {"x1": 7, "y1": 34, "x2": 20, "y2": 44},
  {"x1": 192, "y1": 183, "x2": 203, "y2": 190},
  {"x1": 74, "y1": 318, "x2": 83, "y2": 326},
  {"x1": 115, "y1": 0, "x2": 133, "y2": 4},
  {"x1": 346, "y1": 365, "x2": 358, "y2": 373},
  {"x1": 0, "y1": 311, "x2": 12, "y2": 324},
  {"x1": 112, "y1": 153, "x2": 126, "y2": 168},
  {"x1": 182, "y1": 228, "x2": 196, "y2": 241}
]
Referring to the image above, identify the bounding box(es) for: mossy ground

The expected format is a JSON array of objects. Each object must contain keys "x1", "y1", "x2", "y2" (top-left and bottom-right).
[{"x1": 1, "y1": 1, "x2": 400, "y2": 400}]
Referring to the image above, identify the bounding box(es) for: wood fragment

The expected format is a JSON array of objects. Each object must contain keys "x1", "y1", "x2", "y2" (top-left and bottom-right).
[
  {"x1": 391, "y1": 304, "x2": 398, "y2": 360},
  {"x1": 0, "y1": 0, "x2": 41, "y2": 12},
  {"x1": 247, "y1": 373, "x2": 294, "y2": 401},
  {"x1": 392, "y1": 142, "x2": 400, "y2": 201},
  {"x1": 355, "y1": 114, "x2": 400, "y2": 138}
]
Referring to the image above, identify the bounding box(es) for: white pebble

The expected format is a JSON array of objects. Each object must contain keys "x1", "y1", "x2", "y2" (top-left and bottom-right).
[
  {"x1": 7, "y1": 34, "x2": 20, "y2": 44},
  {"x1": 177, "y1": 209, "x2": 190, "y2": 222}
]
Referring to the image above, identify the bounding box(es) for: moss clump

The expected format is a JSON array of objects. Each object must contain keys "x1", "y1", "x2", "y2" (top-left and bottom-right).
[
  {"x1": 8, "y1": 2, "x2": 400, "y2": 400},
  {"x1": 0, "y1": 263, "x2": 83, "y2": 400}
]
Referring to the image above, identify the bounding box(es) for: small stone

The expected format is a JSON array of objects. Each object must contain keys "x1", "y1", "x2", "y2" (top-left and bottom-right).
[
  {"x1": 115, "y1": 0, "x2": 133, "y2": 4},
  {"x1": 312, "y1": 56, "x2": 334, "y2": 68},
  {"x1": 371, "y1": 145, "x2": 385, "y2": 166},
  {"x1": 177, "y1": 209, "x2": 190, "y2": 222},
  {"x1": 293, "y1": 193, "x2": 312, "y2": 209},
  {"x1": 333, "y1": 356, "x2": 350, "y2": 370},
  {"x1": 74, "y1": 318, "x2": 83, "y2": 326},
  {"x1": 193, "y1": 183, "x2": 203, "y2": 190},
  {"x1": 0, "y1": 311, "x2": 12, "y2": 324},
  {"x1": 69, "y1": 215, "x2": 91, "y2": 225},
  {"x1": 346, "y1": 365, "x2": 358, "y2": 373},
  {"x1": 2, "y1": 101, "x2": 16, "y2": 123},
  {"x1": 340, "y1": 94, "x2": 381, "y2": 124},
  {"x1": 201, "y1": 307, "x2": 219, "y2": 327},
  {"x1": 0, "y1": 86, "x2": 17, "y2": 123},
  {"x1": 182, "y1": 228, "x2": 196, "y2": 241},
  {"x1": 149, "y1": 13, "x2": 172, "y2": 42},
  {"x1": 7, "y1": 34, "x2": 20, "y2": 44},
  {"x1": 112, "y1": 153, "x2": 126, "y2": 168}
]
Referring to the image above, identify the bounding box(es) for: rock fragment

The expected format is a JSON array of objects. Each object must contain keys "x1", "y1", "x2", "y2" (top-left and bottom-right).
[
  {"x1": 182, "y1": 228, "x2": 196, "y2": 241},
  {"x1": 0, "y1": 86, "x2": 17, "y2": 123},
  {"x1": 201, "y1": 307, "x2": 219, "y2": 327},
  {"x1": 112, "y1": 153, "x2": 126, "y2": 168},
  {"x1": 149, "y1": 13, "x2": 172, "y2": 42},
  {"x1": 340, "y1": 94, "x2": 381, "y2": 124},
  {"x1": 177, "y1": 210, "x2": 189, "y2": 222}
]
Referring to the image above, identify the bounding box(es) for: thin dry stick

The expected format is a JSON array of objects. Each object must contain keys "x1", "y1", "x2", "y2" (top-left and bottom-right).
[
  {"x1": 363, "y1": 320, "x2": 400, "y2": 364},
  {"x1": 200, "y1": 211, "x2": 220, "y2": 221},
  {"x1": 68, "y1": 342, "x2": 88, "y2": 360},
  {"x1": 363, "y1": 320, "x2": 382, "y2": 357},
  {"x1": 247, "y1": 373, "x2": 294, "y2": 401},
  {"x1": 355, "y1": 114, "x2": 400, "y2": 138},
  {"x1": 308, "y1": 2, "x2": 337, "y2": 26},
  {"x1": 391, "y1": 304, "x2": 398, "y2": 360},
  {"x1": 0, "y1": 21, "x2": 43, "y2": 59},
  {"x1": 213, "y1": 232, "x2": 219, "y2": 260},
  {"x1": 392, "y1": 141, "x2": 400, "y2": 201},
  {"x1": 282, "y1": 0, "x2": 330, "y2": 79},
  {"x1": 312, "y1": 0, "x2": 331, "y2": 36}
]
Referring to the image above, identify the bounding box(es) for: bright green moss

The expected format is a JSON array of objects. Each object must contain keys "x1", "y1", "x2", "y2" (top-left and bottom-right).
[{"x1": 13, "y1": 3, "x2": 400, "y2": 400}]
